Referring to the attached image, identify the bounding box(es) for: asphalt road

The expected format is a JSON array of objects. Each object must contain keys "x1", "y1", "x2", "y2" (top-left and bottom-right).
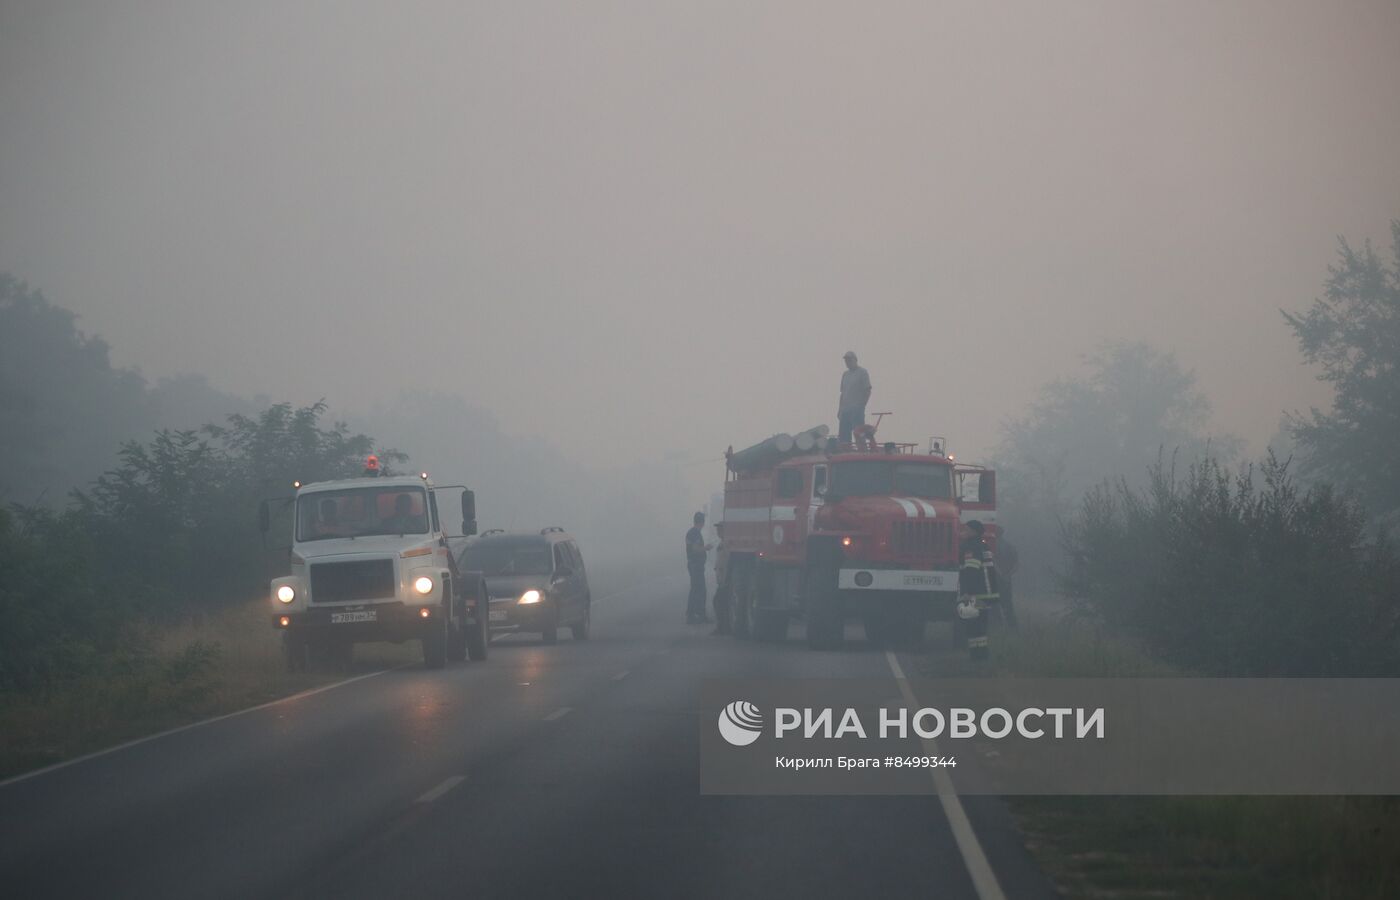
[{"x1": 0, "y1": 569, "x2": 1055, "y2": 899}]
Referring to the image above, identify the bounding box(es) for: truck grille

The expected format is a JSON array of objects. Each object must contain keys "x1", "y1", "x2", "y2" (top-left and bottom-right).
[
  {"x1": 890, "y1": 521, "x2": 956, "y2": 561},
  {"x1": 310, "y1": 559, "x2": 395, "y2": 603}
]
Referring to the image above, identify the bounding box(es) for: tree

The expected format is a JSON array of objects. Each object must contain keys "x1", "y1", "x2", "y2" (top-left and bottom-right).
[
  {"x1": 1284, "y1": 219, "x2": 1400, "y2": 525},
  {"x1": 995, "y1": 341, "x2": 1239, "y2": 589},
  {"x1": 0, "y1": 275, "x2": 153, "y2": 505},
  {"x1": 0, "y1": 274, "x2": 256, "y2": 506}
]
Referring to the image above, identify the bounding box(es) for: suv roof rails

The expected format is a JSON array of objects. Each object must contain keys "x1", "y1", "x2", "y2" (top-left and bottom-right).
[{"x1": 540, "y1": 526, "x2": 567, "y2": 535}]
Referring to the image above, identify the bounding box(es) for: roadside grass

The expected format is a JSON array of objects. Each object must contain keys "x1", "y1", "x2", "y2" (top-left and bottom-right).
[
  {"x1": 969, "y1": 611, "x2": 1400, "y2": 899},
  {"x1": 1013, "y1": 794, "x2": 1400, "y2": 900},
  {"x1": 0, "y1": 600, "x2": 419, "y2": 781},
  {"x1": 991, "y1": 616, "x2": 1176, "y2": 678},
  {"x1": 0, "y1": 558, "x2": 669, "y2": 782}
]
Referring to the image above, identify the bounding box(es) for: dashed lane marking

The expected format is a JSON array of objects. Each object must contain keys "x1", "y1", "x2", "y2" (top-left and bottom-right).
[
  {"x1": 544, "y1": 707, "x2": 572, "y2": 721},
  {"x1": 416, "y1": 775, "x2": 466, "y2": 804}
]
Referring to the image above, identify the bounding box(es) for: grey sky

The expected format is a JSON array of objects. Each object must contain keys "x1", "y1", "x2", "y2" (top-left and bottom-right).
[{"x1": 3, "y1": 1, "x2": 1398, "y2": 495}]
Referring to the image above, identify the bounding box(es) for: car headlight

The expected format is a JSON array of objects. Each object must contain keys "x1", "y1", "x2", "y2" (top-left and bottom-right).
[
  {"x1": 277, "y1": 585, "x2": 296, "y2": 604},
  {"x1": 413, "y1": 575, "x2": 434, "y2": 595},
  {"x1": 518, "y1": 589, "x2": 541, "y2": 605}
]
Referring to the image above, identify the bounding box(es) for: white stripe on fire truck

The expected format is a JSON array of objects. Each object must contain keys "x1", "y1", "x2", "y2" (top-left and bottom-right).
[
  {"x1": 770, "y1": 506, "x2": 797, "y2": 521},
  {"x1": 912, "y1": 499, "x2": 938, "y2": 517},
  {"x1": 891, "y1": 498, "x2": 919, "y2": 517},
  {"x1": 718, "y1": 508, "x2": 770, "y2": 523}
]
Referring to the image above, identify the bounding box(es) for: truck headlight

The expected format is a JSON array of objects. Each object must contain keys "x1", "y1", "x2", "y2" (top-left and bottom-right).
[
  {"x1": 413, "y1": 575, "x2": 434, "y2": 595},
  {"x1": 277, "y1": 585, "x2": 296, "y2": 604},
  {"x1": 518, "y1": 589, "x2": 541, "y2": 605}
]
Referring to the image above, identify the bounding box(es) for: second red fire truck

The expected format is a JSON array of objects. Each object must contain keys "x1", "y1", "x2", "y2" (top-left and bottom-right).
[{"x1": 716, "y1": 421, "x2": 997, "y2": 650}]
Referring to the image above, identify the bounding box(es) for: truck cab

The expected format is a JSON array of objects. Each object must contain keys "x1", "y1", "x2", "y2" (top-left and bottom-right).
[{"x1": 262, "y1": 466, "x2": 488, "y2": 670}]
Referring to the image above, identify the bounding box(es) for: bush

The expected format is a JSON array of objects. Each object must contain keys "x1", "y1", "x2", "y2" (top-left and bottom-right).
[
  {"x1": 0, "y1": 401, "x2": 399, "y2": 690},
  {"x1": 1061, "y1": 453, "x2": 1400, "y2": 675},
  {"x1": 0, "y1": 505, "x2": 152, "y2": 689}
]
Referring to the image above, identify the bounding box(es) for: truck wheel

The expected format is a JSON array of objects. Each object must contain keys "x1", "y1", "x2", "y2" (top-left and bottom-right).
[
  {"x1": 733, "y1": 561, "x2": 753, "y2": 639},
  {"x1": 459, "y1": 577, "x2": 489, "y2": 661},
  {"x1": 807, "y1": 596, "x2": 842, "y2": 649},
  {"x1": 423, "y1": 618, "x2": 447, "y2": 669},
  {"x1": 804, "y1": 543, "x2": 845, "y2": 650},
  {"x1": 571, "y1": 602, "x2": 591, "y2": 641},
  {"x1": 754, "y1": 610, "x2": 789, "y2": 642},
  {"x1": 805, "y1": 571, "x2": 843, "y2": 650},
  {"x1": 283, "y1": 633, "x2": 308, "y2": 673},
  {"x1": 466, "y1": 608, "x2": 489, "y2": 662},
  {"x1": 447, "y1": 619, "x2": 467, "y2": 662}
]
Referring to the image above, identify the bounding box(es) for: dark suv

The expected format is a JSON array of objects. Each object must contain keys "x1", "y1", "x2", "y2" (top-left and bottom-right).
[{"x1": 455, "y1": 528, "x2": 591, "y2": 644}]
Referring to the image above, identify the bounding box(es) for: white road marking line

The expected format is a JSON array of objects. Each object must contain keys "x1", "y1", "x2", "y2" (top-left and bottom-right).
[
  {"x1": 886, "y1": 651, "x2": 1007, "y2": 900},
  {"x1": 416, "y1": 775, "x2": 465, "y2": 804},
  {"x1": 612, "y1": 670, "x2": 630, "y2": 681},
  {"x1": 544, "y1": 707, "x2": 572, "y2": 721},
  {"x1": 0, "y1": 665, "x2": 408, "y2": 790}
]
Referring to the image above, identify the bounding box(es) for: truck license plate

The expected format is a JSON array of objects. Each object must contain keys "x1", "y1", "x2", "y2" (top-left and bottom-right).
[
  {"x1": 489, "y1": 610, "x2": 508, "y2": 622},
  {"x1": 331, "y1": 610, "x2": 376, "y2": 624}
]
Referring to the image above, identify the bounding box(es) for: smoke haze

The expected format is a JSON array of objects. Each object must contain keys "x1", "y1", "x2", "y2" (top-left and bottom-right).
[{"x1": 3, "y1": 1, "x2": 1399, "y2": 508}]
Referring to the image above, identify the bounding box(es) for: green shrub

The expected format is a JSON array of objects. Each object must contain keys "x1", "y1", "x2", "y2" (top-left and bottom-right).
[
  {"x1": 0, "y1": 401, "x2": 400, "y2": 691},
  {"x1": 1061, "y1": 453, "x2": 1400, "y2": 675}
]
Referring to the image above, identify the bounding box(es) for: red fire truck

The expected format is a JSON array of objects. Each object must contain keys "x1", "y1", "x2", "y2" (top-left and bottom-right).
[{"x1": 716, "y1": 421, "x2": 996, "y2": 650}]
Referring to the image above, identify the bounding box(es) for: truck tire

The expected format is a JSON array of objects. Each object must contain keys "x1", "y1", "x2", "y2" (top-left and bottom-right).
[
  {"x1": 423, "y1": 617, "x2": 447, "y2": 669},
  {"x1": 804, "y1": 550, "x2": 843, "y2": 650},
  {"x1": 445, "y1": 575, "x2": 467, "y2": 662},
  {"x1": 571, "y1": 601, "x2": 591, "y2": 641},
  {"x1": 732, "y1": 559, "x2": 754, "y2": 640},
  {"x1": 447, "y1": 620, "x2": 467, "y2": 662},
  {"x1": 466, "y1": 607, "x2": 489, "y2": 661},
  {"x1": 460, "y1": 576, "x2": 488, "y2": 662}
]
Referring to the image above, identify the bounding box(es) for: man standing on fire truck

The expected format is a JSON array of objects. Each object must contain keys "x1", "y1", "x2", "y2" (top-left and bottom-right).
[
  {"x1": 838, "y1": 351, "x2": 872, "y2": 444},
  {"x1": 686, "y1": 511, "x2": 713, "y2": 624}
]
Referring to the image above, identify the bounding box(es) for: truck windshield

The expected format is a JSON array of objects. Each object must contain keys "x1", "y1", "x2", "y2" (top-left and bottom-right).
[
  {"x1": 295, "y1": 486, "x2": 430, "y2": 541},
  {"x1": 462, "y1": 544, "x2": 553, "y2": 576},
  {"x1": 831, "y1": 462, "x2": 952, "y2": 500}
]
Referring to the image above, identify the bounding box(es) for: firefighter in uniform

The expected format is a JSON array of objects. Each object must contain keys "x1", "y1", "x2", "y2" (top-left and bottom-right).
[{"x1": 957, "y1": 520, "x2": 999, "y2": 661}]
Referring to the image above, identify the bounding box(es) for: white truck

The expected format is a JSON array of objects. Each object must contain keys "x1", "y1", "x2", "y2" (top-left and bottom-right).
[{"x1": 259, "y1": 460, "x2": 489, "y2": 670}]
